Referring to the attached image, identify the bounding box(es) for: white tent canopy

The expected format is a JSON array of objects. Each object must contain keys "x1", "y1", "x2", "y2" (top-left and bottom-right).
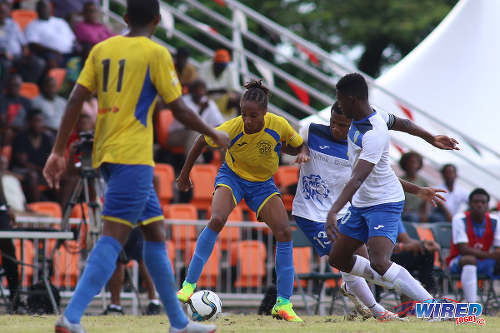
[{"x1": 301, "y1": 0, "x2": 500, "y2": 201}]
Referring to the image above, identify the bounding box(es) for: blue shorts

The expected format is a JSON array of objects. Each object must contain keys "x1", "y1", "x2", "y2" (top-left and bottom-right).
[
  {"x1": 121, "y1": 228, "x2": 144, "y2": 263},
  {"x1": 215, "y1": 163, "x2": 280, "y2": 218},
  {"x1": 449, "y1": 256, "x2": 497, "y2": 277},
  {"x1": 294, "y1": 215, "x2": 332, "y2": 257},
  {"x1": 101, "y1": 163, "x2": 164, "y2": 227},
  {"x1": 338, "y1": 201, "x2": 404, "y2": 244}
]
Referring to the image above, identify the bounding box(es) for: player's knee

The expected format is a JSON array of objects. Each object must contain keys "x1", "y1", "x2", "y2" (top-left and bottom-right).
[
  {"x1": 459, "y1": 255, "x2": 477, "y2": 266},
  {"x1": 370, "y1": 258, "x2": 391, "y2": 276},
  {"x1": 274, "y1": 226, "x2": 292, "y2": 242},
  {"x1": 208, "y1": 215, "x2": 226, "y2": 233},
  {"x1": 328, "y1": 252, "x2": 344, "y2": 271}
]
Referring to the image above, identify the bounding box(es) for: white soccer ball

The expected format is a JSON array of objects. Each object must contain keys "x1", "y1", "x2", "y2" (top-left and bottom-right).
[{"x1": 186, "y1": 290, "x2": 222, "y2": 321}]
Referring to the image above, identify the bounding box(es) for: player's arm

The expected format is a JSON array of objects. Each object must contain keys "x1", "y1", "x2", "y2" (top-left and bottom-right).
[
  {"x1": 176, "y1": 134, "x2": 209, "y2": 192},
  {"x1": 457, "y1": 243, "x2": 494, "y2": 259},
  {"x1": 281, "y1": 142, "x2": 303, "y2": 156},
  {"x1": 43, "y1": 84, "x2": 91, "y2": 189},
  {"x1": 280, "y1": 119, "x2": 304, "y2": 156},
  {"x1": 390, "y1": 115, "x2": 459, "y2": 151},
  {"x1": 399, "y1": 178, "x2": 446, "y2": 208}
]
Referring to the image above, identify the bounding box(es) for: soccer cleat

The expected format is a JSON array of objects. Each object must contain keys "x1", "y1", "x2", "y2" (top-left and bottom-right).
[
  {"x1": 374, "y1": 310, "x2": 409, "y2": 322},
  {"x1": 54, "y1": 316, "x2": 86, "y2": 333},
  {"x1": 177, "y1": 281, "x2": 196, "y2": 303},
  {"x1": 271, "y1": 299, "x2": 303, "y2": 322},
  {"x1": 144, "y1": 301, "x2": 161, "y2": 315},
  {"x1": 101, "y1": 304, "x2": 124, "y2": 315},
  {"x1": 168, "y1": 320, "x2": 216, "y2": 333},
  {"x1": 340, "y1": 281, "x2": 372, "y2": 320}
]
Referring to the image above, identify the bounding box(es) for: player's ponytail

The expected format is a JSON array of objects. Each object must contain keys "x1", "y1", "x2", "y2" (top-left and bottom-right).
[{"x1": 242, "y1": 79, "x2": 269, "y2": 109}]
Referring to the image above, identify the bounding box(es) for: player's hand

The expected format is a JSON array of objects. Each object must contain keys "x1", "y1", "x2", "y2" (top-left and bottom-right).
[
  {"x1": 176, "y1": 172, "x2": 193, "y2": 192},
  {"x1": 423, "y1": 240, "x2": 440, "y2": 252},
  {"x1": 431, "y1": 135, "x2": 459, "y2": 151},
  {"x1": 212, "y1": 130, "x2": 230, "y2": 149},
  {"x1": 326, "y1": 209, "x2": 339, "y2": 241},
  {"x1": 43, "y1": 152, "x2": 66, "y2": 190},
  {"x1": 416, "y1": 187, "x2": 446, "y2": 207},
  {"x1": 406, "y1": 240, "x2": 425, "y2": 255},
  {"x1": 294, "y1": 152, "x2": 310, "y2": 164}
]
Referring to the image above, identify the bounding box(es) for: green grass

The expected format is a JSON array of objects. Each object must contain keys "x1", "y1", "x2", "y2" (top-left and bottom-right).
[{"x1": 0, "y1": 314, "x2": 498, "y2": 332}]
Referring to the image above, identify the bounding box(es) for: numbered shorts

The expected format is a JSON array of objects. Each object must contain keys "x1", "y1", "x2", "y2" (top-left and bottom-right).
[
  {"x1": 294, "y1": 215, "x2": 332, "y2": 257},
  {"x1": 449, "y1": 256, "x2": 497, "y2": 277},
  {"x1": 215, "y1": 163, "x2": 280, "y2": 218},
  {"x1": 100, "y1": 163, "x2": 164, "y2": 227},
  {"x1": 338, "y1": 201, "x2": 404, "y2": 244}
]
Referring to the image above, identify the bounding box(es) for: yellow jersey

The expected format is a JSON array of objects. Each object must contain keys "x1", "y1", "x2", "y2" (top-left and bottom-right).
[
  {"x1": 205, "y1": 113, "x2": 303, "y2": 182},
  {"x1": 77, "y1": 36, "x2": 181, "y2": 168}
]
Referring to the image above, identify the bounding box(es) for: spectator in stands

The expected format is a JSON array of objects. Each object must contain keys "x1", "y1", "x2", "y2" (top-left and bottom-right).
[
  {"x1": 32, "y1": 75, "x2": 66, "y2": 133},
  {"x1": 0, "y1": 155, "x2": 27, "y2": 213},
  {"x1": 0, "y1": 73, "x2": 31, "y2": 130},
  {"x1": 51, "y1": 0, "x2": 98, "y2": 19},
  {"x1": 25, "y1": 0, "x2": 76, "y2": 68},
  {"x1": 429, "y1": 163, "x2": 468, "y2": 222},
  {"x1": 74, "y1": 2, "x2": 113, "y2": 51},
  {"x1": 174, "y1": 47, "x2": 197, "y2": 87},
  {"x1": 0, "y1": 1, "x2": 45, "y2": 85},
  {"x1": 103, "y1": 228, "x2": 161, "y2": 316},
  {"x1": 198, "y1": 49, "x2": 240, "y2": 120},
  {"x1": 446, "y1": 188, "x2": 500, "y2": 303},
  {"x1": 10, "y1": 109, "x2": 53, "y2": 202},
  {"x1": 400, "y1": 151, "x2": 429, "y2": 222},
  {"x1": 167, "y1": 79, "x2": 224, "y2": 152}
]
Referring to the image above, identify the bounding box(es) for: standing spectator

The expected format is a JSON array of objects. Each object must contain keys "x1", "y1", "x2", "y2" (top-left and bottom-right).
[
  {"x1": 174, "y1": 47, "x2": 197, "y2": 87},
  {"x1": 430, "y1": 163, "x2": 468, "y2": 222},
  {"x1": 400, "y1": 151, "x2": 429, "y2": 222},
  {"x1": 32, "y1": 76, "x2": 66, "y2": 132},
  {"x1": 25, "y1": 0, "x2": 76, "y2": 68},
  {"x1": 74, "y1": 2, "x2": 114, "y2": 52},
  {"x1": 51, "y1": 0, "x2": 98, "y2": 19},
  {"x1": 0, "y1": 74, "x2": 32, "y2": 145},
  {"x1": 446, "y1": 188, "x2": 500, "y2": 303},
  {"x1": 10, "y1": 109, "x2": 53, "y2": 202}
]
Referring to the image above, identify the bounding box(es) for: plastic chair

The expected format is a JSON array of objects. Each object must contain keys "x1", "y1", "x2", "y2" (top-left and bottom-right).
[
  {"x1": 11, "y1": 9, "x2": 38, "y2": 31},
  {"x1": 208, "y1": 206, "x2": 242, "y2": 251},
  {"x1": 52, "y1": 241, "x2": 80, "y2": 289},
  {"x1": 48, "y1": 68, "x2": 67, "y2": 91},
  {"x1": 163, "y1": 204, "x2": 197, "y2": 251},
  {"x1": 14, "y1": 239, "x2": 34, "y2": 287},
  {"x1": 190, "y1": 164, "x2": 218, "y2": 211},
  {"x1": 186, "y1": 242, "x2": 221, "y2": 287},
  {"x1": 402, "y1": 221, "x2": 419, "y2": 240},
  {"x1": 415, "y1": 226, "x2": 441, "y2": 267},
  {"x1": 19, "y1": 82, "x2": 40, "y2": 99},
  {"x1": 231, "y1": 240, "x2": 267, "y2": 288},
  {"x1": 274, "y1": 165, "x2": 299, "y2": 211},
  {"x1": 293, "y1": 247, "x2": 312, "y2": 288},
  {"x1": 165, "y1": 240, "x2": 175, "y2": 271},
  {"x1": 154, "y1": 163, "x2": 175, "y2": 206},
  {"x1": 156, "y1": 109, "x2": 183, "y2": 154},
  {"x1": 27, "y1": 202, "x2": 62, "y2": 218}
]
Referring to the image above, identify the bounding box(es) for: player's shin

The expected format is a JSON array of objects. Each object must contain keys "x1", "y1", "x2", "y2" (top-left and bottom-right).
[
  {"x1": 275, "y1": 241, "x2": 294, "y2": 301},
  {"x1": 185, "y1": 227, "x2": 218, "y2": 284},
  {"x1": 349, "y1": 255, "x2": 394, "y2": 289},
  {"x1": 383, "y1": 263, "x2": 433, "y2": 301}
]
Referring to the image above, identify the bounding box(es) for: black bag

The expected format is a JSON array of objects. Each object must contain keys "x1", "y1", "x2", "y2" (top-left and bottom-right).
[{"x1": 27, "y1": 281, "x2": 60, "y2": 314}]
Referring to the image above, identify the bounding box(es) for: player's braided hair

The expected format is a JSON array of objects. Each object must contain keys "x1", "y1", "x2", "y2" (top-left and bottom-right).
[{"x1": 242, "y1": 80, "x2": 270, "y2": 109}]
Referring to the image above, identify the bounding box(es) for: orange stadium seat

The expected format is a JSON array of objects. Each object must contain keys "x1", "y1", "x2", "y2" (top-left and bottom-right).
[
  {"x1": 14, "y1": 239, "x2": 34, "y2": 287},
  {"x1": 163, "y1": 204, "x2": 197, "y2": 250},
  {"x1": 416, "y1": 226, "x2": 441, "y2": 268},
  {"x1": 232, "y1": 240, "x2": 267, "y2": 288},
  {"x1": 165, "y1": 240, "x2": 175, "y2": 270},
  {"x1": 186, "y1": 242, "x2": 221, "y2": 287},
  {"x1": 274, "y1": 165, "x2": 299, "y2": 211},
  {"x1": 11, "y1": 9, "x2": 38, "y2": 31},
  {"x1": 207, "y1": 206, "x2": 242, "y2": 251},
  {"x1": 156, "y1": 109, "x2": 184, "y2": 154},
  {"x1": 48, "y1": 68, "x2": 67, "y2": 91},
  {"x1": 27, "y1": 201, "x2": 62, "y2": 218},
  {"x1": 154, "y1": 163, "x2": 175, "y2": 206},
  {"x1": 52, "y1": 241, "x2": 80, "y2": 288},
  {"x1": 19, "y1": 82, "x2": 40, "y2": 99},
  {"x1": 190, "y1": 164, "x2": 218, "y2": 211},
  {"x1": 293, "y1": 247, "x2": 312, "y2": 287}
]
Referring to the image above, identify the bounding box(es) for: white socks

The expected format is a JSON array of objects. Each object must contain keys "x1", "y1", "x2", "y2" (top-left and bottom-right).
[
  {"x1": 461, "y1": 265, "x2": 477, "y2": 303},
  {"x1": 349, "y1": 255, "x2": 394, "y2": 289},
  {"x1": 383, "y1": 263, "x2": 433, "y2": 301},
  {"x1": 342, "y1": 272, "x2": 385, "y2": 316}
]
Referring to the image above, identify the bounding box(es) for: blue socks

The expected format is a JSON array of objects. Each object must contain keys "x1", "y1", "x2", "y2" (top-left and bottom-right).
[
  {"x1": 143, "y1": 241, "x2": 188, "y2": 329},
  {"x1": 185, "y1": 227, "x2": 218, "y2": 284},
  {"x1": 64, "y1": 236, "x2": 122, "y2": 324},
  {"x1": 276, "y1": 241, "x2": 294, "y2": 300}
]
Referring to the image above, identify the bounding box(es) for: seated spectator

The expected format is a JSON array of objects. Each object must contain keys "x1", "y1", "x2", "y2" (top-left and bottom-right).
[
  {"x1": 9, "y1": 109, "x2": 53, "y2": 202},
  {"x1": 174, "y1": 47, "x2": 197, "y2": 87},
  {"x1": 198, "y1": 49, "x2": 240, "y2": 120},
  {"x1": 32, "y1": 75, "x2": 66, "y2": 132},
  {"x1": 400, "y1": 151, "x2": 429, "y2": 222},
  {"x1": 0, "y1": 74, "x2": 32, "y2": 143},
  {"x1": 0, "y1": 1, "x2": 45, "y2": 85},
  {"x1": 0, "y1": 155, "x2": 26, "y2": 212},
  {"x1": 446, "y1": 188, "x2": 500, "y2": 303},
  {"x1": 167, "y1": 79, "x2": 224, "y2": 153},
  {"x1": 51, "y1": 0, "x2": 98, "y2": 19},
  {"x1": 429, "y1": 163, "x2": 468, "y2": 222},
  {"x1": 74, "y1": 2, "x2": 114, "y2": 52},
  {"x1": 25, "y1": 0, "x2": 76, "y2": 68}
]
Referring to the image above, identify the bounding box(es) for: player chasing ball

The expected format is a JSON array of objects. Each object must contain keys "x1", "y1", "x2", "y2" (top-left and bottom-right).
[{"x1": 43, "y1": 0, "x2": 229, "y2": 332}]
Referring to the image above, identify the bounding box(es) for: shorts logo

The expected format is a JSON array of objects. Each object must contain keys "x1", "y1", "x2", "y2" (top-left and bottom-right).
[
  {"x1": 257, "y1": 140, "x2": 272, "y2": 155},
  {"x1": 373, "y1": 225, "x2": 384, "y2": 230},
  {"x1": 302, "y1": 174, "x2": 330, "y2": 203},
  {"x1": 340, "y1": 210, "x2": 351, "y2": 224}
]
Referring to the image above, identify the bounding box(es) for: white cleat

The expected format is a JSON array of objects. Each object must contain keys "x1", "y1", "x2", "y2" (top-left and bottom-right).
[
  {"x1": 374, "y1": 310, "x2": 409, "y2": 322},
  {"x1": 341, "y1": 281, "x2": 372, "y2": 320},
  {"x1": 54, "y1": 316, "x2": 86, "y2": 333},
  {"x1": 169, "y1": 320, "x2": 216, "y2": 333}
]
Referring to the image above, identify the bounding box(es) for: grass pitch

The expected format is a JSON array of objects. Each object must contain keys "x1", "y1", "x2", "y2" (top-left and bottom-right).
[{"x1": 0, "y1": 314, "x2": 498, "y2": 332}]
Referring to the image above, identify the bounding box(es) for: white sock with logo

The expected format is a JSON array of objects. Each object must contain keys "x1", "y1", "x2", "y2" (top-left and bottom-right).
[
  {"x1": 461, "y1": 265, "x2": 477, "y2": 303},
  {"x1": 349, "y1": 255, "x2": 394, "y2": 289},
  {"x1": 383, "y1": 263, "x2": 433, "y2": 301},
  {"x1": 342, "y1": 272, "x2": 385, "y2": 316}
]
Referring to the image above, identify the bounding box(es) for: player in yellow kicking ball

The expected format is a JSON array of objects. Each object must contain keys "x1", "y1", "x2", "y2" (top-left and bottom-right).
[{"x1": 177, "y1": 80, "x2": 303, "y2": 322}]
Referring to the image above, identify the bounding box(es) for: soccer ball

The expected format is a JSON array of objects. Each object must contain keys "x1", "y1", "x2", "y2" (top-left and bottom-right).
[{"x1": 186, "y1": 290, "x2": 222, "y2": 321}]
